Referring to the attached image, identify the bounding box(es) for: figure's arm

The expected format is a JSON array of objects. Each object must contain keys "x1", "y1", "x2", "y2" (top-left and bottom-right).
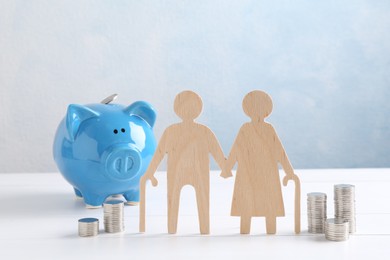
[
  {"x1": 224, "y1": 128, "x2": 244, "y2": 178},
  {"x1": 206, "y1": 129, "x2": 232, "y2": 178},
  {"x1": 141, "y1": 130, "x2": 168, "y2": 187},
  {"x1": 207, "y1": 129, "x2": 226, "y2": 168},
  {"x1": 223, "y1": 144, "x2": 237, "y2": 178},
  {"x1": 272, "y1": 128, "x2": 297, "y2": 185}
]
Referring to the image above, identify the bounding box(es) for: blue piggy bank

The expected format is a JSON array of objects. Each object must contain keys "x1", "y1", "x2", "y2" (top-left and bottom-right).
[{"x1": 53, "y1": 97, "x2": 157, "y2": 207}]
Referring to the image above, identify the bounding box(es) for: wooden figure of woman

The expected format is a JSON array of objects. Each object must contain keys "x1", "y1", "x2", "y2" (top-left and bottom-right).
[{"x1": 222, "y1": 90, "x2": 300, "y2": 234}]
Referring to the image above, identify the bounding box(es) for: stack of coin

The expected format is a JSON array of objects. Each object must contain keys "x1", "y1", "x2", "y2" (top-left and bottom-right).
[
  {"x1": 334, "y1": 184, "x2": 356, "y2": 233},
  {"x1": 78, "y1": 218, "x2": 99, "y2": 237},
  {"x1": 325, "y1": 218, "x2": 349, "y2": 241},
  {"x1": 103, "y1": 199, "x2": 125, "y2": 233},
  {"x1": 307, "y1": 192, "x2": 327, "y2": 233}
]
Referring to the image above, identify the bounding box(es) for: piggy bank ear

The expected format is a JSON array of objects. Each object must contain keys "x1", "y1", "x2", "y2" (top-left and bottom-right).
[
  {"x1": 124, "y1": 101, "x2": 156, "y2": 128},
  {"x1": 66, "y1": 104, "x2": 100, "y2": 141}
]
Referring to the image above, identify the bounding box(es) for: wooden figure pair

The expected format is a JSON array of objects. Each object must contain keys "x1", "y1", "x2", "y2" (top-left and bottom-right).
[{"x1": 139, "y1": 90, "x2": 301, "y2": 235}]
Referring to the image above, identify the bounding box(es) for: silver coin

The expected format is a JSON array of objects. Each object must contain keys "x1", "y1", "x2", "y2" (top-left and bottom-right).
[
  {"x1": 103, "y1": 199, "x2": 125, "y2": 233},
  {"x1": 78, "y1": 218, "x2": 99, "y2": 237},
  {"x1": 307, "y1": 192, "x2": 327, "y2": 234},
  {"x1": 325, "y1": 218, "x2": 349, "y2": 241},
  {"x1": 334, "y1": 184, "x2": 356, "y2": 233},
  {"x1": 100, "y1": 94, "x2": 118, "y2": 104}
]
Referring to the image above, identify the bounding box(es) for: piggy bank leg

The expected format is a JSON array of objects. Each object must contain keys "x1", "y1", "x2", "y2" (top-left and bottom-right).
[
  {"x1": 124, "y1": 190, "x2": 139, "y2": 206},
  {"x1": 74, "y1": 188, "x2": 83, "y2": 199},
  {"x1": 82, "y1": 193, "x2": 107, "y2": 209}
]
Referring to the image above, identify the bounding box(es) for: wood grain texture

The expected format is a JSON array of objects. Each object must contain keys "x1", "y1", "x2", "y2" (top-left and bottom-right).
[
  {"x1": 224, "y1": 90, "x2": 301, "y2": 234},
  {"x1": 140, "y1": 90, "x2": 227, "y2": 234}
]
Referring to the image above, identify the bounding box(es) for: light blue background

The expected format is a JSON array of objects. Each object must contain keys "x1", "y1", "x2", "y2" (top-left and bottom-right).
[{"x1": 1, "y1": 0, "x2": 389, "y2": 172}]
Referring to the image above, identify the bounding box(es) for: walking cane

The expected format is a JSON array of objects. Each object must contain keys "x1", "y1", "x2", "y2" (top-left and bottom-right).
[
  {"x1": 139, "y1": 175, "x2": 158, "y2": 232},
  {"x1": 284, "y1": 175, "x2": 301, "y2": 234},
  {"x1": 139, "y1": 176, "x2": 147, "y2": 232},
  {"x1": 293, "y1": 175, "x2": 301, "y2": 234}
]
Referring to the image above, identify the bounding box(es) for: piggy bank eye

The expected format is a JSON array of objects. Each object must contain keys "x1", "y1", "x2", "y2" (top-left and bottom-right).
[
  {"x1": 113, "y1": 129, "x2": 118, "y2": 134},
  {"x1": 121, "y1": 128, "x2": 126, "y2": 133}
]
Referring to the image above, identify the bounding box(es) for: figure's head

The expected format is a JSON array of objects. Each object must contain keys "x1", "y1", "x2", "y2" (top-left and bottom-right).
[
  {"x1": 242, "y1": 90, "x2": 273, "y2": 121},
  {"x1": 174, "y1": 90, "x2": 203, "y2": 121}
]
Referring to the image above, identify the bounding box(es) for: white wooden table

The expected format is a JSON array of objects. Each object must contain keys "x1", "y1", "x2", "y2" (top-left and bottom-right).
[{"x1": 0, "y1": 169, "x2": 389, "y2": 259}]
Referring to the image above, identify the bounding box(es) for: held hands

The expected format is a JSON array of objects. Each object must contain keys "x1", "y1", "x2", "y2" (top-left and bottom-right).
[
  {"x1": 220, "y1": 169, "x2": 233, "y2": 179},
  {"x1": 220, "y1": 158, "x2": 233, "y2": 179}
]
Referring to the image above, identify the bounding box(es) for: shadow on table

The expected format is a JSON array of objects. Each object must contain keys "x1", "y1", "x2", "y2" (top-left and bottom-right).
[{"x1": 0, "y1": 191, "x2": 87, "y2": 217}]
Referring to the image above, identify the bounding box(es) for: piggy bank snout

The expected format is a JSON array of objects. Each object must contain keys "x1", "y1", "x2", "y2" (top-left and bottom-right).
[{"x1": 103, "y1": 144, "x2": 142, "y2": 181}]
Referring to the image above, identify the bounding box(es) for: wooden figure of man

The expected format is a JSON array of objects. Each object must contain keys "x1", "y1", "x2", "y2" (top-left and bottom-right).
[
  {"x1": 222, "y1": 90, "x2": 301, "y2": 234},
  {"x1": 140, "y1": 90, "x2": 228, "y2": 234}
]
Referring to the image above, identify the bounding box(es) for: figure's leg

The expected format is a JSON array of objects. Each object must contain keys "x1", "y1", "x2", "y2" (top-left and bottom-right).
[
  {"x1": 167, "y1": 186, "x2": 182, "y2": 234},
  {"x1": 123, "y1": 190, "x2": 139, "y2": 206},
  {"x1": 240, "y1": 216, "x2": 252, "y2": 234},
  {"x1": 195, "y1": 184, "x2": 210, "y2": 235},
  {"x1": 266, "y1": 216, "x2": 277, "y2": 234},
  {"x1": 74, "y1": 187, "x2": 83, "y2": 199}
]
